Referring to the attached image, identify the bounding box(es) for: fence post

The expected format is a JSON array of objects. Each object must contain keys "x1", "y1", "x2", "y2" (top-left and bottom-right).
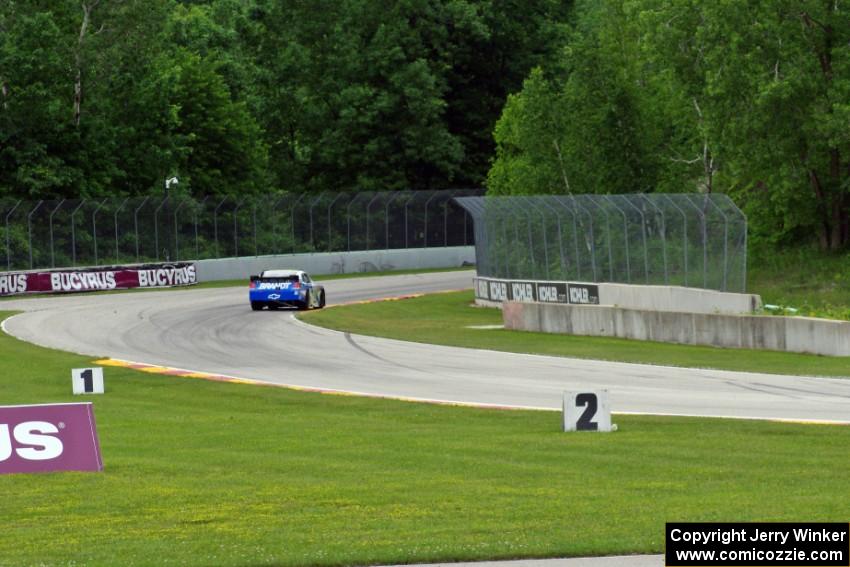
[
  {"x1": 601, "y1": 195, "x2": 630, "y2": 283},
  {"x1": 233, "y1": 198, "x2": 245, "y2": 257},
  {"x1": 740, "y1": 207, "x2": 748, "y2": 293},
  {"x1": 403, "y1": 194, "x2": 413, "y2": 249},
  {"x1": 490, "y1": 201, "x2": 518, "y2": 279},
  {"x1": 443, "y1": 190, "x2": 462, "y2": 247},
  {"x1": 27, "y1": 200, "x2": 44, "y2": 270},
  {"x1": 572, "y1": 196, "x2": 598, "y2": 282},
  {"x1": 364, "y1": 193, "x2": 382, "y2": 251},
  {"x1": 113, "y1": 198, "x2": 129, "y2": 265},
  {"x1": 520, "y1": 201, "x2": 537, "y2": 279},
  {"x1": 290, "y1": 193, "x2": 307, "y2": 253},
  {"x1": 499, "y1": 202, "x2": 512, "y2": 278},
  {"x1": 70, "y1": 200, "x2": 86, "y2": 267},
  {"x1": 153, "y1": 197, "x2": 168, "y2": 261},
  {"x1": 384, "y1": 192, "x2": 404, "y2": 250},
  {"x1": 586, "y1": 196, "x2": 614, "y2": 282},
  {"x1": 661, "y1": 194, "x2": 688, "y2": 287},
  {"x1": 553, "y1": 197, "x2": 581, "y2": 281},
  {"x1": 680, "y1": 195, "x2": 708, "y2": 289},
  {"x1": 346, "y1": 194, "x2": 358, "y2": 252},
  {"x1": 551, "y1": 199, "x2": 567, "y2": 278},
  {"x1": 308, "y1": 191, "x2": 326, "y2": 251},
  {"x1": 194, "y1": 196, "x2": 208, "y2": 260},
  {"x1": 640, "y1": 194, "x2": 669, "y2": 284},
  {"x1": 48, "y1": 200, "x2": 65, "y2": 269},
  {"x1": 5, "y1": 200, "x2": 21, "y2": 271},
  {"x1": 702, "y1": 195, "x2": 730, "y2": 291},
  {"x1": 466, "y1": 189, "x2": 484, "y2": 248},
  {"x1": 423, "y1": 192, "x2": 439, "y2": 247},
  {"x1": 269, "y1": 195, "x2": 288, "y2": 255},
  {"x1": 463, "y1": 207, "x2": 469, "y2": 246},
  {"x1": 458, "y1": 197, "x2": 486, "y2": 272},
  {"x1": 173, "y1": 199, "x2": 186, "y2": 261},
  {"x1": 620, "y1": 196, "x2": 649, "y2": 284},
  {"x1": 133, "y1": 197, "x2": 149, "y2": 263},
  {"x1": 91, "y1": 199, "x2": 107, "y2": 266},
  {"x1": 524, "y1": 197, "x2": 552, "y2": 280},
  {"x1": 326, "y1": 193, "x2": 345, "y2": 252},
  {"x1": 213, "y1": 196, "x2": 228, "y2": 259},
  {"x1": 252, "y1": 203, "x2": 257, "y2": 257}
]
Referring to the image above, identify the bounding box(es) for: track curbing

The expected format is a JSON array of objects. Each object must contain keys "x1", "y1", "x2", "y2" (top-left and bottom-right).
[{"x1": 92, "y1": 357, "x2": 850, "y2": 425}]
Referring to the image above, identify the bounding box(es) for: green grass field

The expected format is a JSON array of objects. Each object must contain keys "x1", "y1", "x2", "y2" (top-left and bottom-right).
[
  {"x1": 2, "y1": 310, "x2": 850, "y2": 566},
  {"x1": 749, "y1": 248, "x2": 850, "y2": 320},
  {"x1": 301, "y1": 291, "x2": 850, "y2": 377}
]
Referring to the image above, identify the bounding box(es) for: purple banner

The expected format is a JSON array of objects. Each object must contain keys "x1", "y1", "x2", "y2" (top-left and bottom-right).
[
  {"x1": 0, "y1": 403, "x2": 103, "y2": 474},
  {"x1": 0, "y1": 262, "x2": 196, "y2": 297}
]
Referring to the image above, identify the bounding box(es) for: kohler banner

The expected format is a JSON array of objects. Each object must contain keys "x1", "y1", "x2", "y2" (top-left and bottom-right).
[
  {"x1": 474, "y1": 277, "x2": 599, "y2": 305},
  {"x1": 0, "y1": 262, "x2": 197, "y2": 297}
]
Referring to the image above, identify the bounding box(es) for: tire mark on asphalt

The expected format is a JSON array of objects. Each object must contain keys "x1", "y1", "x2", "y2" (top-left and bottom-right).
[
  {"x1": 750, "y1": 381, "x2": 850, "y2": 399},
  {"x1": 726, "y1": 380, "x2": 804, "y2": 400},
  {"x1": 724, "y1": 379, "x2": 850, "y2": 402},
  {"x1": 344, "y1": 332, "x2": 429, "y2": 374}
]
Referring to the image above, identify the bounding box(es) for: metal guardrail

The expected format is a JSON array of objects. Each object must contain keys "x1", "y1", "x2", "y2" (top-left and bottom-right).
[
  {"x1": 456, "y1": 193, "x2": 747, "y2": 293},
  {"x1": 1, "y1": 189, "x2": 481, "y2": 271}
]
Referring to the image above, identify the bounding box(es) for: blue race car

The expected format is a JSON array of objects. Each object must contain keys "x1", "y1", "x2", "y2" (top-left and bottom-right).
[{"x1": 249, "y1": 269, "x2": 326, "y2": 311}]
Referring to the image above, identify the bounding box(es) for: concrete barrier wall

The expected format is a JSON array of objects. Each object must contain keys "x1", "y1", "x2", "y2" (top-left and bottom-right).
[
  {"x1": 503, "y1": 301, "x2": 850, "y2": 357},
  {"x1": 597, "y1": 282, "x2": 761, "y2": 314},
  {"x1": 195, "y1": 246, "x2": 476, "y2": 282},
  {"x1": 474, "y1": 276, "x2": 761, "y2": 315}
]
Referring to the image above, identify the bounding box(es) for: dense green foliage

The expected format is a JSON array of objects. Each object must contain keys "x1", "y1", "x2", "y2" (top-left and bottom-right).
[
  {"x1": 0, "y1": 0, "x2": 568, "y2": 198},
  {"x1": 490, "y1": 0, "x2": 850, "y2": 250},
  {"x1": 4, "y1": 1, "x2": 849, "y2": 251}
]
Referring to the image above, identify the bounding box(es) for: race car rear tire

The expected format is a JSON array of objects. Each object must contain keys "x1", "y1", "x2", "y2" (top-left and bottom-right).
[
  {"x1": 318, "y1": 290, "x2": 326, "y2": 309},
  {"x1": 297, "y1": 291, "x2": 311, "y2": 310},
  {"x1": 251, "y1": 301, "x2": 264, "y2": 311}
]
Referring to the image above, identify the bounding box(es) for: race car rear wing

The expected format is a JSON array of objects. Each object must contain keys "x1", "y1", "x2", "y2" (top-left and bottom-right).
[{"x1": 249, "y1": 275, "x2": 300, "y2": 283}]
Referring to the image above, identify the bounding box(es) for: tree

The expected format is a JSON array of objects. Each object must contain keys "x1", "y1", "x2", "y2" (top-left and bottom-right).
[
  {"x1": 489, "y1": 0, "x2": 658, "y2": 196},
  {"x1": 256, "y1": 0, "x2": 465, "y2": 193},
  {"x1": 0, "y1": 7, "x2": 81, "y2": 197},
  {"x1": 636, "y1": 0, "x2": 850, "y2": 249},
  {"x1": 166, "y1": 51, "x2": 268, "y2": 194},
  {"x1": 255, "y1": 0, "x2": 571, "y2": 192},
  {"x1": 489, "y1": 0, "x2": 850, "y2": 250},
  {"x1": 488, "y1": 68, "x2": 570, "y2": 195}
]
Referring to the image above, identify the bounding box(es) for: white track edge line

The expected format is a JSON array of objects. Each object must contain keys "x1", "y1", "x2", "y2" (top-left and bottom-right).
[
  {"x1": 105, "y1": 357, "x2": 850, "y2": 425},
  {"x1": 0, "y1": 312, "x2": 18, "y2": 336}
]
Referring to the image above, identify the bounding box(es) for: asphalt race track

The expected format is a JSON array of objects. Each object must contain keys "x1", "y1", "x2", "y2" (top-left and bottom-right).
[{"x1": 3, "y1": 270, "x2": 850, "y2": 423}]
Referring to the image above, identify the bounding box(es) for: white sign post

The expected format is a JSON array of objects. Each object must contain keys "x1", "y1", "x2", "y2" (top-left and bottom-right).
[
  {"x1": 71, "y1": 367, "x2": 104, "y2": 395},
  {"x1": 563, "y1": 390, "x2": 612, "y2": 432}
]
